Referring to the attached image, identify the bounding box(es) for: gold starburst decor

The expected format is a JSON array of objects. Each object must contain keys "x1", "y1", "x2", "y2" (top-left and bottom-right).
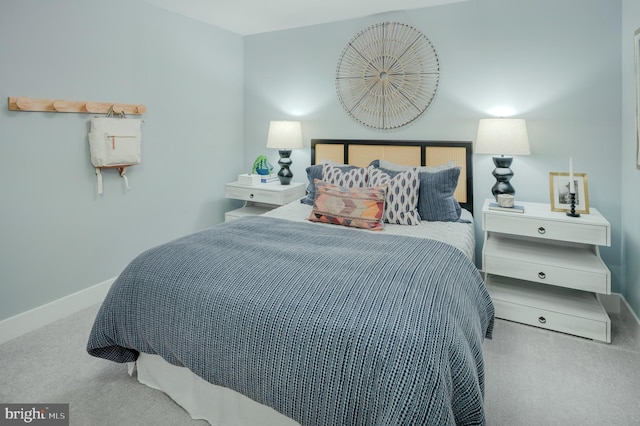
[{"x1": 335, "y1": 22, "x2": 439, "y2": 129}]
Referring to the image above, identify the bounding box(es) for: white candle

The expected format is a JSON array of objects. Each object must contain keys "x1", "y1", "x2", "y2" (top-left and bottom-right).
[{"x1": 569, "y1": 157, "x2": 575, "y2": 193}]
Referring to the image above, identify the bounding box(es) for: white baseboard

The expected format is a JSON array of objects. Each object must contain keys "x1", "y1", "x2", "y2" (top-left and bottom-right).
[
  {"x1": 598, "y1": 292, "x2": 640, "y2": 340},
  {"x1": 0, "y1": 278, "x2": 115, "y2": 345},
  {"x1": 598, "y1": 293, "x2": 622, "y2": 313},
  {"x1": 598, "y1": 292, "x2": 640, "y2": 321}
]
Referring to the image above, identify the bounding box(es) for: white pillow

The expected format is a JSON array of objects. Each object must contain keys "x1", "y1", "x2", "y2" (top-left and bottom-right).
[{"x1": 378, "y1": 159, "x2": 456, "y2": 173}]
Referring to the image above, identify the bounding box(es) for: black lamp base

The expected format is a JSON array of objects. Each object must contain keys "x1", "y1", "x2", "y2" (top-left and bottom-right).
[
  {"x1": 276, "y1": 149, "x2": 293, "y2": 185},
  {"x1": 491, "y1": 156, "x2": 515, "y2": 200}
]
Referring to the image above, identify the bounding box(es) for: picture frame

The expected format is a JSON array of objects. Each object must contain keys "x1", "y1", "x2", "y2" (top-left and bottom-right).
[
  {"x1": 549, "y1": 172, "x2": 589, "y2": 214},
  {"x1": 635, "y1": 28, "x2": 640, "y2": 169}
]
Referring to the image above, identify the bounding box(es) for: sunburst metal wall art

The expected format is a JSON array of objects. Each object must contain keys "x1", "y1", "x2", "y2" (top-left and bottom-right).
[{"x1": 335, "y1": 22, "x2": 440, "y2": 130}]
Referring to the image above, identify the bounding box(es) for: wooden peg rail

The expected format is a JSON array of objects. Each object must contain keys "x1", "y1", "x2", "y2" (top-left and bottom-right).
[{"x1": 8, "y1": 97, "x2": 147, "y2": 115}]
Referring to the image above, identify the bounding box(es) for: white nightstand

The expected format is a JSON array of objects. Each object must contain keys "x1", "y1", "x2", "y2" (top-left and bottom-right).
[
  {"x1": 224, "y1": 181, "x2": 305, "y2": 222},
  {"x1": 481, "y1": 199, "x2": 611, "y2": 342}
]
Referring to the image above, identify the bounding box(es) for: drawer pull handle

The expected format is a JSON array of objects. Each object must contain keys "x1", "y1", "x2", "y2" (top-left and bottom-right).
[
  {"x1": 538, "y1": 227, "x2": 546, "y2": 234},
  {"x1": 538, "y1": 316, "x2": 547, "y2": 324},
  {"x1": 538, "y1": 272, "x2": 546, "y2": 279},
  {"x1": 249, "y1": 193, "x2": 254, "y2": 199}
]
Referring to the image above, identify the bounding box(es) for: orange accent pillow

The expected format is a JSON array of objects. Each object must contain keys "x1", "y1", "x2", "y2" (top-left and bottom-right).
[{"x1": 307, "y1": 180, "x2": 387, "y2": 231}]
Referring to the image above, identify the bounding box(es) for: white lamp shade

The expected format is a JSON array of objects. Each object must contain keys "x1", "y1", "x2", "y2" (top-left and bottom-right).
[
  {"x1": 266, "y1": 120, "x2": 303, "y2": 149},
  {"x1": 475, "y1": 118, "x2": 531, "y2": 156}
]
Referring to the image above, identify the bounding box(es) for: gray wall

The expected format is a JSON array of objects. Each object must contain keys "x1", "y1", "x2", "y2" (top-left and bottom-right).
[
  {"x1": 622, "y1": 0, "x2": 640, "y2": 317},
  {"x1": 2, "y1": 0, "x2": 637, "y2": 322},
  {"x1": 244, "y1": 0, "x2": 624, "y2": 297},
  {"x1": 0, "y1": 0, "x2": 244, "y2": 321}
]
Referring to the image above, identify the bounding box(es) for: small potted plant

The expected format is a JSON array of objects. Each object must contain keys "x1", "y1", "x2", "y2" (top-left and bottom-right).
[{"x1": 252, "y1": 155, "x2": 274, "y2": 175}]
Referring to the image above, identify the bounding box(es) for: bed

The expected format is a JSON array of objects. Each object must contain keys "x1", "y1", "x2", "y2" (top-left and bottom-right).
[{"x1": 87, "y1": 139, "x2": 494, "y2": 426}]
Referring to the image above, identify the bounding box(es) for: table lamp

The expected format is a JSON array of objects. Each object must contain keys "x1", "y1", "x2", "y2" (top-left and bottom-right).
[
  {"x1": 266, "y1": 120, "x2": 303, "y2": 185},
  {"x1": 475, "y1": 118, "x2": 530, "y2": 200}
]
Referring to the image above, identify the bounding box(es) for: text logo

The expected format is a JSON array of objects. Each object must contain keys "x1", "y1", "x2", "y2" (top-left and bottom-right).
[{"x1": 1, "y1": 404, "x2": 68, "y2": 425}]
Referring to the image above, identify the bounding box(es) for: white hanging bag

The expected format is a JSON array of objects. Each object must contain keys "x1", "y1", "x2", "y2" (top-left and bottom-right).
[{"x1": 88, "y1": 108, "x2": 142, "y2": 194}]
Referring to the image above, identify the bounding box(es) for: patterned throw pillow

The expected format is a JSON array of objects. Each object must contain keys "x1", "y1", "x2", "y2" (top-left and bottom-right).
[
  {"x1": 367, "y1": 166, "x2": 421, "y2": 225},
  {"x1": 308, "y1": 180, "x2": 387, "y2": 231},
  {"x1": 323, "y1": 163, "x2": 369, "y2": 188},
  {"x1": 300, "y1": 161, "x2": 357, "y2": 206},
  {"x1": 371, "y1": 164, "x2": 462, "y2": 222}
]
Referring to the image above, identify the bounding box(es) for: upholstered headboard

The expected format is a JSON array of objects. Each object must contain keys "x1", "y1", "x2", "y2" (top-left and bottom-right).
[{"x1": 310, "y1": 139, "x2": 474, "y2": 215}]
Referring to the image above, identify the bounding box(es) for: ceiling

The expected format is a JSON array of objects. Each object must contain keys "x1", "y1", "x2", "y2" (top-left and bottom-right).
[{"x1": 142, "y1": 0, "x2": 467, "y2": 35}]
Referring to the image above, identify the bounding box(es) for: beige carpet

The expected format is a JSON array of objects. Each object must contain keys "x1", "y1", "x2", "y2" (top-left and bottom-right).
[
  {"x1": 1, "y1": 303, "x2": 639, "y2": 425},
  {"x1": 483, "y1": 312, "x2": 640, "y2": 426}
]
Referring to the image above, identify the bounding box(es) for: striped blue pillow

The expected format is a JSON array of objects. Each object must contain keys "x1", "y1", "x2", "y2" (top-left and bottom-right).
[{"x1": 417, "y1": 167, "x2": 462, "y2": 222}]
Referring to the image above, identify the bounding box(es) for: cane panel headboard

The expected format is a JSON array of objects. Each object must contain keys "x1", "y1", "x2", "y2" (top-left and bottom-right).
[{"x1": 310, "y1": 139, "x2": 473, "y2": 215}]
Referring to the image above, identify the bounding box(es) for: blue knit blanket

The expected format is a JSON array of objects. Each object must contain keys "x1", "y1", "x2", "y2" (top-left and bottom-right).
[{"x1": 87, "y1": 216, "x2": 494, "y2": 425}]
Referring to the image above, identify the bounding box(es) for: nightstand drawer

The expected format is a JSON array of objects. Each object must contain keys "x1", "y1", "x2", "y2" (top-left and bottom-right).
[
  {"x1": 484, "y1": 255, "x2": 609, "y2": 293},
  {"x1": 483, "y1": 234, "x2": 611, "y2": 294},
  {"x1": 225, "y1": 182, "x2": 305, "y2": 206},
  {"x1": 484, "y1": 214, "x2": 608, "y2": 246},
  {"x1": 492, "y1": 299, "x2": 610, "y2": 342},
  {"x1": 486, "y1": 276, "x2": 610, "y2": 342},
  {"x1": 225, "y1": 185, "x2": 284, "y2": 204},
  {"x1": 225, "y1": 204, "x2": 274, "y2": 222}
]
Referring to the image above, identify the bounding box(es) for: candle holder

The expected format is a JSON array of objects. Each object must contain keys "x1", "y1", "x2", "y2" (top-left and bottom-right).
[{"x1": 566, "y1": 192, "x2": 580, "y2": 217}]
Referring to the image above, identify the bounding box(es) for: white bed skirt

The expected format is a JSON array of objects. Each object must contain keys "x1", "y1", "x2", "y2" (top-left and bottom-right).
[{"x1": 131, "y1": 353, "x2": 301, "y2": 426}]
